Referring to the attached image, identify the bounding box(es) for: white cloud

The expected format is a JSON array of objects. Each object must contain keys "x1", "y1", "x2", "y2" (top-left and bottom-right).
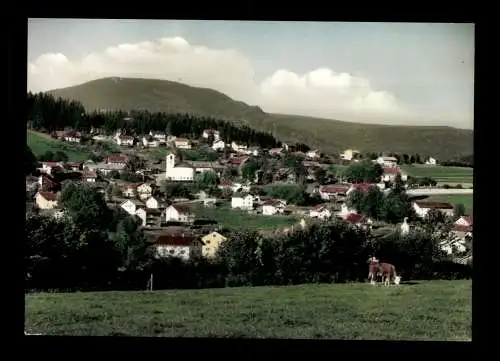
[{"x1": 28, "y1": 36, "x2": 423, "y2": 125}]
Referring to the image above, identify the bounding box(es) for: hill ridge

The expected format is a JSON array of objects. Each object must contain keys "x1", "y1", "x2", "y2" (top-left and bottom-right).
[{"x1": 45, "y1": 77, "x2": 473, "y2": 160}]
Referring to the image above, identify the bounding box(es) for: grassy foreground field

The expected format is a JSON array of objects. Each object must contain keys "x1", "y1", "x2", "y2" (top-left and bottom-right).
[
  {"x1": 27, "y1": 130, "x2": 91, "y2": 162},
  {"x1": 401, "y1": 165, "x2": 473, "y2": 185},
  {"x1": 25, "y1": 280, "x2": 471, "y2": 340},
  {"x1": 425, "y1": 194, "x2": 473, "y2": 214}
]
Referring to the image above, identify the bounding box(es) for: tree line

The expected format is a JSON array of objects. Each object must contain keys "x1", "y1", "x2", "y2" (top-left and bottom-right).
[
  {"x1": 26, "y1": 181, "x2": 471, "y2": 292},
  {"x1": 27, "y1": 92, "x2": 281, "y2": 150}
]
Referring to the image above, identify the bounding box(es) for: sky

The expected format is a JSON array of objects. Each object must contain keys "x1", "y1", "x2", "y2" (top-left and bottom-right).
[{"x1": 27, "y1": 19, "x2": 474, "y2": 129}]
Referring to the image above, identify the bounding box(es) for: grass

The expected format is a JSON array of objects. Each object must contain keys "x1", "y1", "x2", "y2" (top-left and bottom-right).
[
  {"x1": 401, "y1": 165, "x2": 473, "y2": 185},
  {"x1": 27, "y1": 130, "x2": 92, "y2": 162},
  {"x1": 425, "y1": 194, "x2": 473, "y2": 214},
  {"x1": 47, "y1": 77, "x2": 473, "y2": 161},
  {"x1": 25, "y1": 280, "x2": 471, "y2": 340},
  {"x1": 193, "y1": 204, "x2": 297, "y2": 230}
]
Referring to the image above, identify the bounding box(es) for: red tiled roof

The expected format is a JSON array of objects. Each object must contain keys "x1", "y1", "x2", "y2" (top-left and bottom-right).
[
  {"x1": 320, "y1": 184, "x2": 350, "y2": 194},
  {"x1": 351, "y1": 183, "x2": 376, "y2": 192},
  {"x1": 268, "y1": 148, "x2": 282, "y2": 154},
  {"x1": 219, "y1": 180, "x2": 233, "y2": 187},
  {"x1": 38, "y1": 191, "x2": 57, "y2": 202},
  {"x1": 83, "y1": 171, "x2": 97, "y2": 178},
  {"x1": 383, "y1": 167, "x2": 401, "y2": 174},
  {"x1": 453, "y1": 225, "x2": 473, "y2": 233},
  {"x1": 124, "y1": 183, "x2": 141, "y2": 189},
  {"x1": 414, "y1": 201, "x2": 454, "y2": 210},
  {"x1": 311, "y1": 204, "x2": 327, "y2": 212},
  {"x1": 227, "y1": 157, "x2": 248, "y2": 166},
  {"x1": 461, "y1": 215, "x2": 473, "y2": 226},
  {"x1": 107, "y1": 155, "x2": 129, "y2": 163},
  {"x1": 155, "y1": 233, "x2": 198, "y2": 246},
  {"x1": 42, "y1": 161, "x2": 61, "y2": 167},
  {"x1": 41, "y1": 176, "x2": 57, "y2": 185},
  {"x1": 345, "y1": 213, "x2": 363, "y2": 222}
]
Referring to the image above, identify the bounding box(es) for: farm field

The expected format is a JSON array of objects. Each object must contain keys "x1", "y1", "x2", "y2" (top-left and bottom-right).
[
  {"x1": 193, "y1": 204, "x2": 298, "y2": 230},
  {"x1": 401, "y1": 165, "x2": 473, "y2": 186},
  {"x1": 424, "y1": 194, "x2": 473, "y2": 214},
  {"x1": 27, "y1": 130, "x2": 91, "y2": 162},
  {"x1": 25, "y1": 280, "x2": 471, "y2": 340}
]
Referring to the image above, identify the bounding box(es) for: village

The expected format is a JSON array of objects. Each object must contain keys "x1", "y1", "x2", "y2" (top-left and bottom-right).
[{"x1": 26, "y1": 128, "x2": 473, "y2": 265}]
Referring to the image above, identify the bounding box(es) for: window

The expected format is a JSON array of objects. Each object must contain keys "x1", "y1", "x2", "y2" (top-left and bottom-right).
[
  {"x1": 205, "y1": 240, "x2": 211, "y2": 245},
  {"x1": 169, "y1": 249, "x2": 175, "y2": 254},
  {"x1": 180, "y1": 250, "x2": 186, "y2": 255}
]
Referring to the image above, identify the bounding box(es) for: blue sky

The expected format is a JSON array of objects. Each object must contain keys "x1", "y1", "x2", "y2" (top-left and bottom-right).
[{"x1": 28, "y1": 19, "x2": 474, "y2": 129}]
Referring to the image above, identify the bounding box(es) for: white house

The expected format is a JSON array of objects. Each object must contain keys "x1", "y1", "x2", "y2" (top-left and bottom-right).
[
  {"x1": 340, "y1": 149, "x2": 359, "y2": 161},
  {"x1": 212, "y1": 140, "x2": 226, "y2": 151},
  {"x1": 455, "y1": 215, "x2": 473, "y2": 228},
  {"x1": 137, "y1": 183, "x2": 153, "y2": 199},
  {"x1": 82, "y1": 171, "x2": 97, "y2": 182},
  {"x1": 381, "y1": 167, "x2": 408, "y2": 183},
  {"x1": 120, "y1": 199, "x2": 144, "y2": 216},
  {"x1": 116, "y1": 135, "x2": 135, "y2": 147},
  {"x1": 425, "y1": 157, "x2": 438, "y2": 165},
  {"x1": 400, "y1": 217, "x2": 410, "y2": 235},
  {"x1": 309, "y1": 205, "x2": 331, "y2": 220},
  {"x1": 40, "y1": 162, "x2": 61, "y2": 176},
  {"x1": 412, "y1": 201, "x2": 455, "y2": 218},
  {"x1": 149, "y1": 131, "x2": 166, "y2": 141},
  {"x1": 174, "y1": 138, "x2": 192, "y2": 149},
  {"x1": 154, "y1": 233, "x2": 203, "y2": 261},
  {"x1": 306, "y1": 149, "x2": 321, "y2": 159},
  {"x1": 106, "y1": 154, "x2": 130, "y2": 167},
  {"x1": 231, "y1": 141, "x2": 248, "y2": 152},
  {"x1": 231, "y1": 194, "x2": 254, "y2": 210},
  {"x1": 339, "y1": 203, "x2": 357, "y2": 218},
  {"x1": 145, "y1": 196, "x2": 160, "y2": 209},
  {"x1": 62, "y1": 131, "x2": 82, "y2": 143},
  {"x1": 142, "y1": 136, "x2": 159, "y2": 148},
  {"x1": 135, "y1": 208, "x2": 147, "y2": 226},
  {"x1": 165, "y1": 204, "x2": 195, "y2": 223},
  {"x1": 262, "y1": 199, "x2": 286, "y2": 215},
  {"x1": 35, "y1": 191, "x2": 58, "y2": 210},
  {"x1": 318, "y1": 184, "x2": 350, "y2": 200},
  {"x1": 376, "y1": 156, "x2": 398, "y2": 168},
  {"x1": 165, "y1": 153, "x2": 195, "y2": 181},
  {"x1": 202, "y1": 129, "x2": 221, "y2": 141},
  {"x1": 122, "y1": 184, "x2": 139, "y2": 198}
]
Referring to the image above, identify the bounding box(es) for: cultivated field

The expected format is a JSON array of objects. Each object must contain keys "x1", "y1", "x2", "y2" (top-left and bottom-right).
[
  {"x1": 401, "y1": 165, "x2": 473, "y2": 186},
  {"x1": 425, "y1": 194, "x2": 473, "y2": 214},
  {"x1": 25, "y1": 280, "x2": 471, "y2": 340},
  {"x1": 27, "y1": 130, "x2": 91, "y2": 162},
  {"x1": 193, "y1": 205, "x2": 298, "y2": 230}
]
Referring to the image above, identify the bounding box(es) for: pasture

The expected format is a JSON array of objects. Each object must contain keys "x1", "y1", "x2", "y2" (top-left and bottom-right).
[
  {"x1": 27, "y1": 131, "x2": 91, "y2": 162},
  {"x1": 193, "y1": 204, "x2": 298, "y2": 230},
  {"x1": 25, "y1": 280, "x2": 471, "y2": 340},
  {"x1": 401, "y1": 165, "x2": 473, "y2": 186},
  {"x1": 425, "y1": 194, "x2": 473, "y2": 214}
]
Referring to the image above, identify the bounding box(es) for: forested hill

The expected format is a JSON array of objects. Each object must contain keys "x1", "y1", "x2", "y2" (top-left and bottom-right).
[{"x1": 46, "y1": 77, "x2": 473, "y2": 160}]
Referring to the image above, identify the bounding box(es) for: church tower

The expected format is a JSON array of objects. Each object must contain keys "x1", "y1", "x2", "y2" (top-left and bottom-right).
[{"x1": 166, "y1": 153, "x2": 176, "y2": 176}]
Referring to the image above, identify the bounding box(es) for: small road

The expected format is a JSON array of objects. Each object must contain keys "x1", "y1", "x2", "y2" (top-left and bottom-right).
[{"x1": 406, "y1": 188, "x2": 473, "y2": 196}]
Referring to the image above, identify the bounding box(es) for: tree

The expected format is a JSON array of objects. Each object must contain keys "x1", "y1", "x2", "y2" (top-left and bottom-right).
[
  {"x1": 241, "y1": 159, "x2": 261, "y2": 182},
  {"x1": 195, "y1": 171, "x2": 219, "y2": 190},
  {"x1": 346, "y1": 189, "x2": 366, "y2": 212},
  {"x1": 113, "y1": 216, "x2": 153, "y2": 272},
  {"x1": 59, "y1": 181, "x2": 111, "y2": 231},
  {"x1": 454, "y1": 204, "x2": 466, "y2": 219},
  {"x1": 314, "y1": 167, "x2": 327, "y2": 185},
  {"x1": 342, "y1": 161, "x2": 383, "y2": 183},
  {"x1": 360, "y1": 187, "x2": 386, "y2": 220}
]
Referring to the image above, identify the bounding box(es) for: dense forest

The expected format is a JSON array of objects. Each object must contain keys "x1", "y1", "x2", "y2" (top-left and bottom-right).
[{"x1": 27, "y1": 92, "x2": 282, "y2": 149}]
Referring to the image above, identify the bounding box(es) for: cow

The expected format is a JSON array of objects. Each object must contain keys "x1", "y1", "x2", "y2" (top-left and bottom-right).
[{"x1": 368, "y1": 259, "x2": 401, "y2": 286}]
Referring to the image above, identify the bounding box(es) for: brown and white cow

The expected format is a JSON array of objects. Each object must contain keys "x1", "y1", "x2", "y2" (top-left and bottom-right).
[{"x1": 368, "y1": 260, "x2": 401, "y2": 286}]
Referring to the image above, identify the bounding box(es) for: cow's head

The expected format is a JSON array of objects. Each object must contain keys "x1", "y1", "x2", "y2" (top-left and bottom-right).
[{"x1": 394, "y1": 276, "x2": 401, "y2": 285}]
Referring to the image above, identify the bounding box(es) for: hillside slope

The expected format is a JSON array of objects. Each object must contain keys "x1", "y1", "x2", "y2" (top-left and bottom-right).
[{"x1": 47, "y1": 77, "x2": 473, "y2": 160}]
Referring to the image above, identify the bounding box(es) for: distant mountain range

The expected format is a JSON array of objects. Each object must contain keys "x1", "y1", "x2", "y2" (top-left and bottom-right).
[{"x1": 46, "y1": 77, "x2": 473, "y2": 160}]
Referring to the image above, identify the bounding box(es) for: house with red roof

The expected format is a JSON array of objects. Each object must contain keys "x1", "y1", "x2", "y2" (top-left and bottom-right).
[
  {"x1": 452, "y1": 215, "x2": 473, "y2": 239},
  {"x1": 153, "y1": 232, "x2": 204, "y2": 261},
  {"x1": 381, "y1": 167, "x2": 408, "y2": 183},
  {"x1": 346, "y1": 183, "x2": 378, "y2": 196},
  {"x1": 412, "y1": 201, "x2": 454, "y2": 218},
  {"x1": 62, "y1": 131, "x2": 82, "y2": 143},
  {"x1": 309, "y1": 204, "x2": 331, "y2": 220},
  {"x1": 122, "y1": 183, "x2": 141, "y2": 198},
  {"x1": 318, "y1": 184, "x2": 350, "y2": 201},
  {"x1": 262, "y1": 199, "x2": 287, "y2": 216},
  {"x1": 107, "y1": 154, "x2": 130, "y2": 166},
  {"x1": 82, "y1": 171, "x2": 97, "y2": 182},
  {"x1": 165, "y1": 204, "x2": 195, "y2": 223},
  {"x1": 35, "y1": 191, "x2": 58, "y2": 210},
  {"x1": 40, "y1": 162, "x2": 62, "y2": 175}
]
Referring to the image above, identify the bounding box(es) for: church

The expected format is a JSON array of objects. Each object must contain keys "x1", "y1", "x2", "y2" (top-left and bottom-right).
[{"x1": 165, "y1": 153, "x2": 195, "y2": 181}]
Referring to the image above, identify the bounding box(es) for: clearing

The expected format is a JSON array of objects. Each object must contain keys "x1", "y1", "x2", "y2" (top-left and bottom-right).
[
  {"x1": 424, "y1": 194, "x2": 473, "y2": 214},
  {"x1": 27, "y1": 130, "x2": 91, "y2": 162},
  {"x1": 25, "y1": 280, "x2": 471, "y2": 340},
  {"x1": 401, "y1": 165, "x2": 473, "y2": 186},
  {"x1": 193, "y1": 204, "x2": 298, "y2": 230}
]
